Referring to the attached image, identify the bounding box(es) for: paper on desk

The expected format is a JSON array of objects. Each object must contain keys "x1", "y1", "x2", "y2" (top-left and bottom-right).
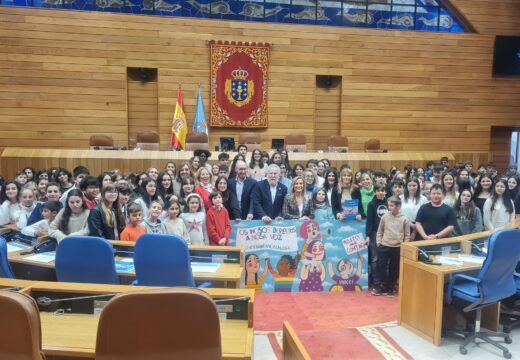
[
  {"x1": 458, "y1": 255, "x2": 486, "y2": 264},
  {"x1": 115, "y1": 259, "x2": 135, "y2": 273},
  {"x1": 7, "y1": 242, "x2": 30, "y2": 253},
  {"x1": 191, "y1": 262, "x2": 220, "y2": 273},
  {"x1": 437, "y1": 256, "x2": 463, "y2": 266},
  {"x1": 24, "y1": 252, "x2": 56, "y2": 263}
]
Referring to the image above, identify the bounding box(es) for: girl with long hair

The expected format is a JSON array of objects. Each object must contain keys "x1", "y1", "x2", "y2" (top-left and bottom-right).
[
  {"x1": 483, "y1": 179, "x2": 515, "y2": 230},
  {"x1": 49, "y1": 189, "x2": 90, "y2": 242},
  {"x1": 441, "y1": 172, "x2": 458, "y2": 207},
  {"x1": 248, "y1": 149, "x2": 267, "y2": 181},
  {"x1": 133, "y1": 178, "x2": 161, "y2": 220},
  {"x1": 322, "y1": 168, "x2": 342, "y2": 218},
  {"x1": 157, "y1": 171, "x2": 175, "y2": 202},
  {"x1": 452, "y1": 189, "x2": 483, "y2": 236},
  {"x1": 88, "y1": 183, "x2": 125, "y2": 239},
  {"x1": 473, "y1": 174, "x2": 493, "y2": 215},
  {"x1": 0, "y1": 181, "x2": 20, "y2": 226}
]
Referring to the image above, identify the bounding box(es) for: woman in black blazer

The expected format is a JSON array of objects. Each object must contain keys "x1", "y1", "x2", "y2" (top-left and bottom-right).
[{"x1": 88, "y1": 183, "x2": 126, "y2": 240}]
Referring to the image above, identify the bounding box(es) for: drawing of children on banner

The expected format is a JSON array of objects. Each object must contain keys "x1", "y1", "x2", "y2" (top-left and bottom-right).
[
  {"x1": 245, "y1": 253, "x2": 269, "y2": 292},
  {"x1": 327, "y1": 255, "x2": 363, "y2": 292},
  {"x1": 267, "y1": 254, "x2": 300, "y2": 292},
  {"x1": 299, "y1": 240, "x2": 326, "y2": 292},
  {"x1": 230, "y1": 219, "x2": 369, "y2": 293},
  {"x1": 299, "y1": 220, "x2": 328, "y2": 260}
]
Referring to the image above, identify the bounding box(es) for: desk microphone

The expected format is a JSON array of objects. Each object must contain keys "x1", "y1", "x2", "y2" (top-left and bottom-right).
[
  {"x1": 37, "y1": 293, "x2": 250, "y2": 306},
  {"x1": 214, "y1": 296, "x2": 250, "y2": 303},
  {"x1": 0, "y1": 286, "x2": 23, "y2": 292},
  {"x1": 471, "y1": 242, "x2": 487, "y2": 256},
  {"x1": 418, "y1": 249, "x2": 441, "y2": 266},
  {"x1": 190, "y1": 256, "x2": 239, "y2": 263},
  {"x1": 37, "y1": 293, "x2": 117, "y2": 306}
]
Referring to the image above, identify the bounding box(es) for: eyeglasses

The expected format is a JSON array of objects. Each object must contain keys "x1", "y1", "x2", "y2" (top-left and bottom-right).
[{"x1": 106, "y1": 190, "x2": 118, "y2": 194}]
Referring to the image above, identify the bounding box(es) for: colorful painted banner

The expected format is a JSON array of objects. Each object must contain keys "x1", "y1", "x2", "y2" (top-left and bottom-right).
[
  {"x1": 210, "y1": 41, "x2": 269, "y2": 128},
  {"x1": 230, "y1": 219, "x2": 368, "y2": 293}
]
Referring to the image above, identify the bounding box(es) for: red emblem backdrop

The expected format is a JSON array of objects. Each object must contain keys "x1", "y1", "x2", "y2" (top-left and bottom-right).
[{"x1": 210, "y1": 41, "x2": 270, "y2": 128}]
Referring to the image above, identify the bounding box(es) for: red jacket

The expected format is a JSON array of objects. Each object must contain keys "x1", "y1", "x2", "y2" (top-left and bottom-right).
[
  {"x1": 206, "y1": 206, "x2": 231, "y2": 246},
  {"x1": 195, "y1": 186, "x2": 212, "y2": 211}
]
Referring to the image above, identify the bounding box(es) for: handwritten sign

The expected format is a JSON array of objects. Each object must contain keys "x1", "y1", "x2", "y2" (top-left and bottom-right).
[
  {"x1": 342, "y1": 232, "x2": 368, "y2": 255},
  {"x1": 236, "y1": 225, "x2": 298, "y2": 252}
]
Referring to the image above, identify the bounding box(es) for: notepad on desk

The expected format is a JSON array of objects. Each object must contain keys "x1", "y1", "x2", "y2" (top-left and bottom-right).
[
  {"x1": 24, "y1": 252, "x2": 56, "y2": 263},
  {"x1": 7, "y1": 242, "x2": 30, "y2": 253},
  {"x1": 191, "y1": 262, "x2": 220, "y2": 273},
  {"x1": 458, "y1": 255, "x2": 486, "y2": 264},
  {"x1": 115, "y1": 259, "x2": 135, "y2": 273},
  {"x1": 437, "y1": 256, "x2": 463, "y2": 266}
]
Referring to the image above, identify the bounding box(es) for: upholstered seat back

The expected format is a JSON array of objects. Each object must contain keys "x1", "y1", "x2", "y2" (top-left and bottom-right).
[
  {"x1": 0, "y1": 290, "x2": 46, "y2": 360},
  {"x1": 96, "y1": 288, "x2": 222, "y2": 360},
  {"x1": 89, "y1": 134, "x2": 114, "y2": 149},
  {"x1": 285, "y1": 134, "x2": 307, "y2": 152},
  {"x1": 327, "y1": 135, "x2": 348, "y2": 152},
  {"x1": 136, "y1": 131, "x2": 160, "y2": 150},
  {"x1": 186, "y1": 132, "x2": 210, "y2": 151}
]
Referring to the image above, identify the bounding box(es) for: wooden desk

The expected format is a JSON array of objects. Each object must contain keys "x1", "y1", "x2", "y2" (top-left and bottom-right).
[
  {"x1": 0, "y1": 278, "x2": 37, "y2": 290},
  {"x1": 10, "y1": 281, "x2": 254, "y2": 359},
  {"x1": 8, "y1": 244, "x2": 244, "y2": 288},
  {"x1": 399, "y1": 236, "x2": 500, "y2": 346},
  {"x1": 0, "y1": 147, "x2": 469, "y2": 178},
  {"x1": 283, "y1": 321, "x2": 311, "y2": 360},
  {"x1": 40, "y1": 313, "x2": 252, "y2": 359}
]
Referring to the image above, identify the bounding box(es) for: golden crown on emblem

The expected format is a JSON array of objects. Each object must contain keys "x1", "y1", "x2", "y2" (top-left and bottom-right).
[{"x1": 231, "y1": 68, "x2": 248, "y2": 80}]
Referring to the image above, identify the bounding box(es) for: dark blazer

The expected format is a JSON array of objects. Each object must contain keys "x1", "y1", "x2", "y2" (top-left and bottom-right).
[
  {"x1": 223, "y1": 190, "x2": 242, "y2": 220},
  {"x1": 228, "y1": 177, "x2": 257, "y2": 219},
  {"x1": 252, "y1": 180, "x2": 288, "y2": 220},
  {"x1": 329, "y1": 188, "x2": 343, "y2": 218},
  {"x1": 87, "y1": 205, "x2": 124, "y2": 240}
]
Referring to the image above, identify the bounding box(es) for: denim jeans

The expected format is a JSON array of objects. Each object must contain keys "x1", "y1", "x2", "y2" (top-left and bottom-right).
[{"x1": 369, "y1": 231, "x2": 381, "y2": 286}]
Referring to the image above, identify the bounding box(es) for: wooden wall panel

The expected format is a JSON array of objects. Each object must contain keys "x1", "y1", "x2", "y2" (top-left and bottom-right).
[
  {"x1": 490, "y1": 126, "x2": 514, "y2": 173},
  {"x1": 315, "y1": 81, "x2": 341, "y2": 151},
  {"x1": 127, "y1": 80, "x2": 158, "y2": 146},
  {"x1": 0, "y1": 6, "x2": 519, "y2": 156},
  {"x1": 451, "y1": 0, "x2": 520, "y2": 35}
]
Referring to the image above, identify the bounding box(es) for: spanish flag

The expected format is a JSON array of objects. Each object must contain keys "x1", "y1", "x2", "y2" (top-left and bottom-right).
[{"x1": 170, "y1": 87, "x2": 188, "y2": 150}]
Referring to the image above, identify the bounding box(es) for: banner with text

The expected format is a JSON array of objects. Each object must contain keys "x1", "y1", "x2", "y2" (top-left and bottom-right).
[{"x1": 230, "y1": 219, "x2": 368, "y2": 293}]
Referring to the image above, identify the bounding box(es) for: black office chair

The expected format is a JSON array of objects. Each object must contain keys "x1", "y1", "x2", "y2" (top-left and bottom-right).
[
  {"x1": 445, "y1": 228, "x2": 520, "y2": 358},
  {"x1": 501, "y1": 272, "x2": 520, "y2": 333}
]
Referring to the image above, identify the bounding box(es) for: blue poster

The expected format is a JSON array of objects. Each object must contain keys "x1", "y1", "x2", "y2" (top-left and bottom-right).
[
  {"x1": 229, "y1": 219, "x2": 368, "y2": 293},
  {"x1": 343, "y1": 199, "x2": 359, "y2": 220}
]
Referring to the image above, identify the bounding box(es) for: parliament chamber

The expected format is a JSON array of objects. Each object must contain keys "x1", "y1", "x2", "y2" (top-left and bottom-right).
[{"x1": 1, "y1": 0, "x2": 520, "y2": 359}]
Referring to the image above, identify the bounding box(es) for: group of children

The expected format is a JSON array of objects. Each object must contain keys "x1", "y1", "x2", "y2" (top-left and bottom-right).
[
  {"x1": 1, "y1": 152, "x2": 517, "y2": 296},
  {"x1": 120, "y1": 191, "x2": 231, "y2": 246}
]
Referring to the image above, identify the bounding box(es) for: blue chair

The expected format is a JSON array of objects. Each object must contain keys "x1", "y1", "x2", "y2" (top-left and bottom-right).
[
  {"x1": 55, "y1": 236, "x2": 119, "y2": 285},
  {"x1": 0, "y1": 237, "x2": 15, "y2": 279},
  {"x1": 446, "y1": 228, "x2": 520, "y2": 358},
  {"x1": 134, "y1": 234, "x2": 197, "y2": 287}
]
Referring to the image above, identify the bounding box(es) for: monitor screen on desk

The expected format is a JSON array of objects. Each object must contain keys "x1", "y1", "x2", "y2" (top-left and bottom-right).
[
  {"x1": 271, "y1": 139, "x2": 284, "y2": 150},
  {"x1": 220, "y1": 137, "x2": 235, "y2": 151}
]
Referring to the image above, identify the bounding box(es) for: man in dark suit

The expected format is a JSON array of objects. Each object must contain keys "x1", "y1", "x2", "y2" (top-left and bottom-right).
[
  {"x1": 252, "y1": 164, "x2": 288, "y2": 223},
  {"x1": 228, "y1": 160, "x2": 256, "y2": 220}
]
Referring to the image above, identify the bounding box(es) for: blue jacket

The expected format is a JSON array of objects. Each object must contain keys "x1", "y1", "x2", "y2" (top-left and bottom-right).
[
  {"x1": 228, "y1": 177, "x2": 257, "y2": 219},
  {"x1": 251, "y1": 180, "x2": 288, "y2": 219}
]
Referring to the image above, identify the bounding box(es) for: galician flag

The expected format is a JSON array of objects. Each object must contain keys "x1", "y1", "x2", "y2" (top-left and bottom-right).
[
  {"x1": 170, "y1": 86, "x2": 188, "y2": 150},
  {"x1": 193, "y1": 85, "x2": 208, "y2": 135}
]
